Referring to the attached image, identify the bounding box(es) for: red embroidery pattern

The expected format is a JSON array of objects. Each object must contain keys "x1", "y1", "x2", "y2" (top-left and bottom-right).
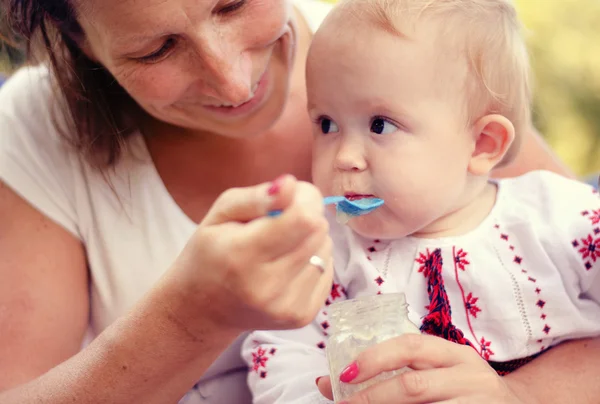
[
  {"x1": 465, "y1": 293, "x2": 481, "y2": 318},
  {"x1": 251, "y1": 347, "x2": 269, "y2": 378},
  {"x1": 416, "y1": 249, "x2": 436, "y2": 277},
  {"x1": 451, "y1": 247, "x2": 491, "y2": 359},
  {"x1": 326, "y1": 282, "x2": 347, "y2": 306},
  {"x1": 248, "y1": 345, "x2": 278, "y2": 378},
  {"x1": 578, "y1": 234, "x2": 600, "y2": 262},
  {"x1": 584, "y1": 209, "x2": 600, "y2": 225},
  {"x1": 417, "y1": 248, "x2": 475, "y2": 349},
  {"x1": 366, "y1": 239, "x2": 387, "y2": 293},
  {"x1": 455, "y1": 248, "x2": 470, "y2": 271},
  {"x1": 366, "y1": 239, "x2": 381, "y2": 261},
  {"x1": 330, "y1": 283, "x2": 342, "y2": 299},
  {"x1": 479, "y1": 337, "x2": 495, "y2": 360},
  {"x1": 573, "y1": 211, "x2": 600, "y2": 271},
  {"x1": 495, "y1": 224, "x2": 549, "y2": 351}
]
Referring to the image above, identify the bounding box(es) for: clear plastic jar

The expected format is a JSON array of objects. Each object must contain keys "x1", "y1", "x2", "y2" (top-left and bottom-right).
[{"x1": 327, "y1": 293, "x2": 420, "y2": 402}]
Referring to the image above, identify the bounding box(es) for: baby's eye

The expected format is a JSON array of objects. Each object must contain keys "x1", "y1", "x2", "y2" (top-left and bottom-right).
[
  {"x1": 370, "y1": 117, "x2": 398, "y2": 135},
  {"x1": 320, "y1": 117, "x2": 340, "y2": 134}
]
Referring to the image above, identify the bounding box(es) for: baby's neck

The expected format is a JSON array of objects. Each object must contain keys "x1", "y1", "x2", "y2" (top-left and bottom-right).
[{"x1": 411, "y1": 180, "x2": 498, "y2": 239}]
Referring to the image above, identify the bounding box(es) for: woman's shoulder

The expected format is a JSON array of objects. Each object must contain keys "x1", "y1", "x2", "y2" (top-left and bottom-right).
[
  {"x1": 0, "y1": 64, "x2": 54, "y2": 116},
  {"x1": 0, "y1": 64, "x2": 71, "y2": 149},
  {"x1": 293, "y1": 0, "x2": 334, "y2": 32}
]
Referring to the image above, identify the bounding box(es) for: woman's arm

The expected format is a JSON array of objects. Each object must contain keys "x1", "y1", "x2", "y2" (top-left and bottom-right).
[
  {"x1": 1, "y1": 283, "x2": 241, "y2": 404},
  {"x1": 0, "y1": 176, "x2": 334, "y2": 403},
  {"x1": 493, "y1": 125, "x2": 575, "y2": 179},
  {"x1": 0, "y1": 181, "x2": 237, "y2": 403},
  {"x1": 506, "y1": 337, "x2": 600, "y2": 404}
]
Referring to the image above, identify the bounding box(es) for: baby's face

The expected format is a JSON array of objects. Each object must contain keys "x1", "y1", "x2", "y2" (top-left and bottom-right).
[{"x1": 307, "y1": 13, "x2": 477, "y2": 239}]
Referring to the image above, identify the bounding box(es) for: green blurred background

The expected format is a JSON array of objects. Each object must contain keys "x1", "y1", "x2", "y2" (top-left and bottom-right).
[{"x1": 1, "y1": 0, "x2": 599, "y2": 176}]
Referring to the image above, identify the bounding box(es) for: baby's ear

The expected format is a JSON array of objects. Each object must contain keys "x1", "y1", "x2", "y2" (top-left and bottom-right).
[{"x1": 468, "y1": 114, "x2": 515, "y2": 176}]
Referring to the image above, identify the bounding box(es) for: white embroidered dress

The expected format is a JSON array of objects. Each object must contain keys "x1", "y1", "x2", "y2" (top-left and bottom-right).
[{"x1": 243, "y1": 171, "x2": 600, "y2": 404}]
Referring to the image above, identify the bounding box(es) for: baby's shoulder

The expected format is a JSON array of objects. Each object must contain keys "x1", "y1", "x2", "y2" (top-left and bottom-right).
[{"x1": 495, "y1": 170, "x2": 599, "y2": 231}]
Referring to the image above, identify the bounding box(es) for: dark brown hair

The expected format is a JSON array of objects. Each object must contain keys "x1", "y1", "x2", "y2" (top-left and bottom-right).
[{"x1": 3, "y1": 0, "x2": 139, "y2": 168}]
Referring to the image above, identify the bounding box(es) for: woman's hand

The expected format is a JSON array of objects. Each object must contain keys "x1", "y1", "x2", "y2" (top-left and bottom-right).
[
  {"x1": 317, "y1": 334, "x2": 527, "y2": 404},
  {"x1": 165, "y1": 174, "x2": 334, "y2": 335}
]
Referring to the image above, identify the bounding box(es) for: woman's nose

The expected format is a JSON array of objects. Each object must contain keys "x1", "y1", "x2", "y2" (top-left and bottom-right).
[{"x1": 192, "y1": 34, "x2": 253, "y2": 105}]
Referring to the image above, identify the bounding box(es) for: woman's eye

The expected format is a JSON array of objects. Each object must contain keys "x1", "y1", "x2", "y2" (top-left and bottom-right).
[
  {"x1": 218, "y1": 0, "x2": 247, "y2": 14},
  {"x1": 137, "y1": 38, "x2": 176, "y2": 63},
  {"x1": 320, "y1": 118, "x2": 340, "y2": 134},
  {"x1": 370, "y1": 117, "x2": 398, "y2": 135}
]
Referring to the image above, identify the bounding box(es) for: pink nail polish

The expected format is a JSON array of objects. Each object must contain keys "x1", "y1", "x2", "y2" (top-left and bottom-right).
[
  {"x1": 267, "y1": 175, "x2": 286, "y2": 196},
  {"x1": 315, "y1": 376, "x2": 322, "y2": 386},
  {"x1": 339, "y1": 361, "x2": 359, "y2": 383}
]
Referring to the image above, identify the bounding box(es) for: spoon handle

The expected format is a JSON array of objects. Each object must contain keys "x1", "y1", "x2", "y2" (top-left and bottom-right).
[{"x1": 267, "y1": 196, "x2": 345, "y2": 217}]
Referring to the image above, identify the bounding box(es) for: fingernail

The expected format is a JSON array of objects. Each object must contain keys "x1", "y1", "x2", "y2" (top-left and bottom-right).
[
  {"x1": 267, "y1": 175, "x2": 286, "y2": 196},
  {"x1": 315, "y1": 376, "x2": 322, "y2": 386},
  {"x1": 339, "y1": 361, "x2": 359, "y2": 383}
]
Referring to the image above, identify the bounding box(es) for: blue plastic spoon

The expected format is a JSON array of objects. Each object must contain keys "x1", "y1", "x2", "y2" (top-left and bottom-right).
[{"x1": 268, "y1": 196, "x2": 384, "y2": 218}]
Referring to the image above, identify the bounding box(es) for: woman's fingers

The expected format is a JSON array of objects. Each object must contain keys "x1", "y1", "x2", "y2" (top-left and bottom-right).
[
  {"x1": 341, "y1": 366, "x2": 504, "y2": 404},
  {"x1": 265, "y1": 221, "x2": 332, "y2": 278},
  {"x1": 342, "y1": 334, "x2": 482, "y2": 384},
  {"x1": 334, "y1": 335, "x2": 518, "y2": 404},
  {"x1": 257, "y1": 235, "x2": 333, "y2": 329},
  {"x1": 180, "y1": 178, "x2": 332, "y2": 331},
  {"x1": 203, "y1": 176, "x2": 328, "y2": 261},
  {"x1": 244, "y1": 180, "x2": 328, "y2": 260},
  {"x1": 201, "y1": 174, "x2": 296, "y2": 226}
]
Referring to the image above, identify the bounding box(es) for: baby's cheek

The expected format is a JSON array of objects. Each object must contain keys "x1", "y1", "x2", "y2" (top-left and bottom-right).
[{"x1": 311, "y1": 165, "x2": 331, "y2": 194}]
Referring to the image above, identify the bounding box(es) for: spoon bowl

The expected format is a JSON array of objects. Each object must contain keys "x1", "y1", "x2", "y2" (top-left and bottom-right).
[{"x1": 268, "y1": 196, "x2": 384, "y2": 218}]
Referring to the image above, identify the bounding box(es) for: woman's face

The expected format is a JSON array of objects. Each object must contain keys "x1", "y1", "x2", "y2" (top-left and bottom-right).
[{"x1": 76, "y1": 0, "x2": 296, "y2": 138}]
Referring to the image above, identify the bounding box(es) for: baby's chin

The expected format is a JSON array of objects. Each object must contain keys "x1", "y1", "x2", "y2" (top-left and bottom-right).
[{"x1": 346, "y1": 216, "x2": 410, "y2": 240}]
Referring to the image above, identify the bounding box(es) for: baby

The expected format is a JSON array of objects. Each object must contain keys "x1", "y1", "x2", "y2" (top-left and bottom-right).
[{"x1": 243, "y1": 0, "x2": 600, "y2": 402}]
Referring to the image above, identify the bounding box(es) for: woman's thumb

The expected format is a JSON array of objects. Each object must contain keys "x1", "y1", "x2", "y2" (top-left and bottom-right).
[{"x1": 201, "y1": 174, "x2": 297, "y2": 226}]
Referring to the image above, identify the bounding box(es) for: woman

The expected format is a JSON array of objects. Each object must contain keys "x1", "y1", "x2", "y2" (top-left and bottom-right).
[{"x1": 0, "y1": 0, "x2": 596, "y2": 403}]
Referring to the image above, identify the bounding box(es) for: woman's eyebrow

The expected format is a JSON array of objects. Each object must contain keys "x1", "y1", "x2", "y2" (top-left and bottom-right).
[{"x1": 111, "y1": 32, "x2": 170, "y2": 47}]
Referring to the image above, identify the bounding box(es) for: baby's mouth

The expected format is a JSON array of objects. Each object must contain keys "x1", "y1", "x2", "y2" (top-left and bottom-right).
[{"x1": 344, "y1": 193, "x2": 376, "y2": 201}]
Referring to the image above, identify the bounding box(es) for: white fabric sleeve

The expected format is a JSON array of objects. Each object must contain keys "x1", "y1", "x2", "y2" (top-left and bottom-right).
[
  {"x1": 242, "y1": 318, "x2": 333, "y2": 404},
  {"x1": 0, "y1": 66, "x2": 81, "y2": 238},
  {"x1": 536, "y1": 171, "x2": 600, "y2": 305}
]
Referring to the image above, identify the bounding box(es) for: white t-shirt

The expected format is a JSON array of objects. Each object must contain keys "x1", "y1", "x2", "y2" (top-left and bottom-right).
[
  {"x1": 243, "y1": 171, "x2": 600, "y2": 404},
  {"x1": 0, "y1": 1, "x2": 332, "y2": 402}
]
